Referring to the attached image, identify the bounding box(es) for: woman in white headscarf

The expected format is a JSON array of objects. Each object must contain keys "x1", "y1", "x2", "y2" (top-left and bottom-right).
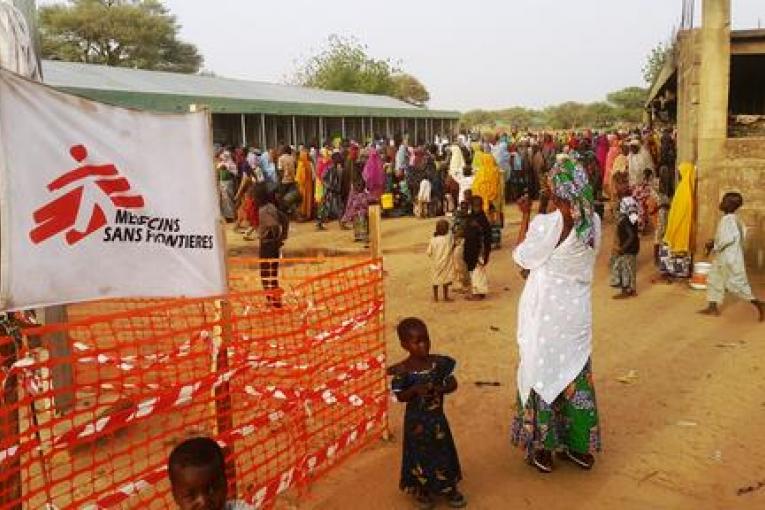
[
  {"x1": 510, "y1": 156, "x2": 602, "y2": 474},
  {"x1": 217, "y1": 151, "x2": 237, "y2": 221}
]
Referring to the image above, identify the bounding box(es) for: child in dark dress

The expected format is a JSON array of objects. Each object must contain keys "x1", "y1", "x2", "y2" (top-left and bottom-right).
[{"x1": 388, "y1": 318, "x2": 466, "y2": 510}]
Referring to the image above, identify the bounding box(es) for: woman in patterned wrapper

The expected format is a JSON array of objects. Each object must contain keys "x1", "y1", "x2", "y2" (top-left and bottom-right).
[{"x1": 511, "y1": 155, "x2": 603, "y2": 474}]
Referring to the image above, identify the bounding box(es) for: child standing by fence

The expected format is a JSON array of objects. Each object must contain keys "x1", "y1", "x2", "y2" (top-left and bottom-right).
[
  {"x1": 427, "y1": 219, "x2": 454, "y2": 302},
  {"x1": 388, "y1": 318, "x2": 466, "y2": 510},
  {"x1": 169, "y1": 437, "x2": 254, "y2": 510},
  {"x1": 699, "y1": 192, "x2": 764, "y2": 321}
]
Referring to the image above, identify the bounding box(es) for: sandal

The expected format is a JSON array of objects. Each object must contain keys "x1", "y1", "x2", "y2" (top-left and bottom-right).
[
  {"x1": 561, "y1": 450, "x2": 595, "y2": 470},
  {"x1": 531, "y1": 449, "x2": 553, "y2": 473},
  {"x1": 414, "y1": 493, "x2": 435, "y2": 510},
  {"x1": 447, "y1": 490, "x2": 468, "y2": 508}
]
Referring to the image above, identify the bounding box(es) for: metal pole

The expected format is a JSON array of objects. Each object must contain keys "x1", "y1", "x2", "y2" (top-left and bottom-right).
[
  {"x1": 240, "y1": 114, "x2": 246, "y2": 147},
  {"x1": 370, "y1": 117, "x2": 374, "y2": 140},
  {"x1": 292, "y1": 116, "x2": 297, "y2": 146},
  {"x1": 361, "y1": 117, "x2": 365, "y2": 142},
  {"x1": 341, "y1": 117, "x2": 346, "y2": 139},
  {"x1": 386, "y1": 118, "x2": 391, "y2": 139},
  {"x1": 414, "y1": 118, "x2": 418, "y2": 145},
  {"x1": 260, "y1": 113, "x2": 266, "y2": 149},
  {"x1": 319, "y1": 117, "x2": 324, "y2": 143}
]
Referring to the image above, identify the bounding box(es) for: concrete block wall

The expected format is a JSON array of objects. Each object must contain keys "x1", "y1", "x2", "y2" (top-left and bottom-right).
[{"x1": 696, "y1": 139, "x2": 765, "y2": 272}]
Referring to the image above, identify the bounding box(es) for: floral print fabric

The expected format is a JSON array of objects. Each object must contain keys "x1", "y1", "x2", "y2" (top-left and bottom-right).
[
  {"x1": 511, "y1": 359, "x2": 601, "y2": 458},
  {"x1": 391, "y1": 355, "x2": 462, "y2": 496}
]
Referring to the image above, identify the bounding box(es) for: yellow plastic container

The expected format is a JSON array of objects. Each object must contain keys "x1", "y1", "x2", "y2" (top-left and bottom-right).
[{"x1": 381, "y1": 193, "x2": 394, "y2": 210}]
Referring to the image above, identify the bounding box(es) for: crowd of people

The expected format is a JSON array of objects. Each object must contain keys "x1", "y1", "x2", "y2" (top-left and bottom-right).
[{"x1": 200, "y1": 126, "x2": 763, "y2": 510}]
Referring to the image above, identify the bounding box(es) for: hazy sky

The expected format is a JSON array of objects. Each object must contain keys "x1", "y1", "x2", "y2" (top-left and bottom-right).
[{"x1": 41, "y1": 0, "x2": 765, "y2": 111}]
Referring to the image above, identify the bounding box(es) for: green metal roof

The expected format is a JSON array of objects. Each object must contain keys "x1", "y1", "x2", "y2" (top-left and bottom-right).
[{"x1": 41, "y1": 60, "x2": 459, "y2": 119}]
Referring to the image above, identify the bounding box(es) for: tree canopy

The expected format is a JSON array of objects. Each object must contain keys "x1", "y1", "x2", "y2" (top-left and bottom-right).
[
  {"x1": 461, "y1": 86, "x2": 647, "y2": 130},
  {"x1": 391, "y1": 73, "x2": 430, "y2": 107},
  {"x1": 293, "y1": 35, "x2": 431, "y2": 106},
  {"x1": 643, "y1": 42, "x2": 671, "y2": 86},
  {"x1": 39, "y1": 0, "x2": 203, "y2": 73}
]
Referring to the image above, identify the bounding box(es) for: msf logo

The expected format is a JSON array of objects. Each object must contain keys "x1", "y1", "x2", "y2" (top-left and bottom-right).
[{"x1": 30, "y1": 145, "x2": 145, "y2": 245}]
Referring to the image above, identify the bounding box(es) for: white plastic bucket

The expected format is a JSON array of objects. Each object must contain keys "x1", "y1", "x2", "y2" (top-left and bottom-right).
[{"x1": 690, "y1": 262, "x2": 712, "y2": 290}]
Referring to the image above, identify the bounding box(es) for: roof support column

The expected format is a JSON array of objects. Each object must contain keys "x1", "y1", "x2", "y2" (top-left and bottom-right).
[
  {"x1": 292, "y1": 116, "x2": 297, "y2": 146},
  {"x1": 386, "y1": 118, "x2": 391, "y2": 139},
  {"x1": 341, "y1": 117, "x2": 346, "y2": 139},
  {"x1": 260, "y1": 114, "x2": 266, "y2": 149},
  {"x1": 414, "y1": 118, "x2": 418, "y2": 145},
  {"x1": 441, "y1": 119, "x2": 445, "y2": 138},
  {"x1": 400, "y1": 118, "x2": 405, "y2": 140},
  {"x1": 361, "y1": 117, "x2": 365, "y2": 142},
  {"x1": 240, "y1": 114, "x2": 247, "y2": 147},
  {"x1": 319, "y1": 117, "x2": 324, "y2": 143},
  {"x1": 370, "y1": 117, "x2": 374, "y2": 140}
]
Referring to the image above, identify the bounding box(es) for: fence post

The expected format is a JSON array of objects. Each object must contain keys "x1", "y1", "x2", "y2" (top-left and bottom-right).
[
  {"x1": 192, "y1": 103, "x2": 238, "y2": 497},
  {"x1": 367, "y1": 205, "x2": 390, "y2": 441},
  {"x1": 0, "y1": 318, "x2": 22, "y2": 510}
]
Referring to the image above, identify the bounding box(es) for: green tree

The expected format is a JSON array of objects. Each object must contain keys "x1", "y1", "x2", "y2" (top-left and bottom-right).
[
  {"x1": 293, "y1": 35, "x2": 398, "y2": 96},
  {"x1": 543, "y1": 102, "x2": 590, "y2": 130},
  {"x1": 39, "y1": 0, "x2": 202, "y2": 73},
  {"x1": 391, "y1": 73, "x2": 430, "y2": 107},
  {"x1": 643, "y1": 42, "x2": 671, "y2": 86},
  {"x1": 606, "y1": 86, "x2": 648, "y2": 111}
]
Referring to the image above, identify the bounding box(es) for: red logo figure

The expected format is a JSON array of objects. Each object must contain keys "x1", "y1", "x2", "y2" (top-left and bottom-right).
[{"x1": 30, "y1": 145, "x2": 145, "y2": 245}]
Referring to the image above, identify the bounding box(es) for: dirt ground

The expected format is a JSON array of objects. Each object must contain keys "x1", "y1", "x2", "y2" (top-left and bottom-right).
[{"x1": 229, "y1": 208, "x2": 765, "y2": 510}]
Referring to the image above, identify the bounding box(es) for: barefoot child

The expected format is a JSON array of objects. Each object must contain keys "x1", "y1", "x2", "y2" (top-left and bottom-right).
[
  {"x1": 388, "y1": 318, "x2": 466, "y2": 509},
  {"x1": 427, "y1": 219, "x2": 455, "y2": 302},
  {"x1": 699, "y1": 192, "x2": 764, "y2": 321},
  {"x1": 169, "y1": 437, "x2": 253, "y2": 510},
  {"x1": 451, "y1": 200, "x2": 472, "y2": 293}
]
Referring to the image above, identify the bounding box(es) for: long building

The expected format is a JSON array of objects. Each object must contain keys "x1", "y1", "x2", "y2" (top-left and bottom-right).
[{"x1": 41, "y1": 60, "x2": 460, "y2": 148}]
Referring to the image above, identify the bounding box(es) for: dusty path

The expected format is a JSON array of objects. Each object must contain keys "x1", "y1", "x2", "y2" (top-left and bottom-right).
[{"x1": 229, "y1": 210, "x2": 765, "y2": 510}]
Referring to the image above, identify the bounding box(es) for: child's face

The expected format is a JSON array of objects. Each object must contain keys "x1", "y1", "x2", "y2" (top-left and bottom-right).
[
  {"x1": 401, "y1": 328, "x2": 430, "y2": 359},
  {"x1": 616, "y1": 180, "x2": 630, "y2": 198},
  {"x1": 171, "y1": 465, "x2": 227, "y2": 510}
]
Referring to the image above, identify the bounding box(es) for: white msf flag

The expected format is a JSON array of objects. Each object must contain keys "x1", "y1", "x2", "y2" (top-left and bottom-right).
[{"x1": 0, "y1": 69, "x2": 227, "y2": 310}]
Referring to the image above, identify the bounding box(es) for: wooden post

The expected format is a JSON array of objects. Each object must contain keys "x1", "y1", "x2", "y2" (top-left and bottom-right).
[
  {"x1": 0, "y1": 318, "x2": 22, "y2": 510},
  {"x1": 191, "y1": 104, "x2": 237, "y2": 497},
  {"x1": 369, "y1": 204, "x2": 382, "y2": 261},
  {"x1": 367, "y1": 205, "x2": 389, "y2": 441},
  {"x1": 43, "y1": 307, "x2": 73, "y2": 415}
]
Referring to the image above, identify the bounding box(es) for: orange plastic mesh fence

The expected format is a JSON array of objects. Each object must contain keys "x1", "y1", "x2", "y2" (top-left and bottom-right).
[{"x1": 0, "y1": 256, "x2": 386, "y2": 509}]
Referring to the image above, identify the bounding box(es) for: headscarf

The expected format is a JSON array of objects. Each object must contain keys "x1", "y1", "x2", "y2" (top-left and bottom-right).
[
  {"x1": 472, "y1": 152, "x2": 501, "y2": 212},
  {"x1": 548, "y1": 156, "x2": 596, "y2": 248},
  {"x1": 448, "y1": 144, "x2": 465, "y2": 178},
  {"x1": 220, "y1": 151, "x2": 237, "y2": 174},
  {"x1": 492, "y1": 141, "x2": 511, "y2": 173},
  {"x1": 362, "y1": 148, "x2": 385, "y2": 198},
  {"x1": 259, "y1": 151, "x2": 276, "y2": 184},
  {"x1": 395, "y1": 144, "x2": 408, "y2": 172},
  {"x1": 295, "y1": 149, "x2": 311, "y2": 185},
  {"x1": 619, "y1": 196, "x2": 640, "y2": 225},
  {"x1": 663, "y1": 162, "x2": 695, "y2": 253},
  {"x1": 316, "y1": 148, "x2": 332, "y2": 179}
]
